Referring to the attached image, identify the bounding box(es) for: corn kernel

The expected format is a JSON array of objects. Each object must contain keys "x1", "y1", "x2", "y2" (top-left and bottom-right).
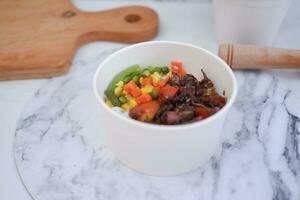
[
  {"x1": 151, "y1": 72, "x2": 161, "y2": 84},
  {"x1": 139, "y1": 77, "x2": 144, "y2": 85},
  {"x1": 114, "y1": 87, "x2": 122, "y2": 97},
  {"x1": 122, "y1": 90, "x2": 128, "y2": 95},
  {"x1": 128, "y1": 99, "x2": 137, "y2": 108},
  {"x1": 116, "y1": 81, "x2": 124, "y2": 87},
  {"x1": 105, "y1": 99, "x2": 114, "y2": 108},
  {"x1": 121, "y1": 103, "x2": 130, "y2": 110},
  {"x1": 141, "y1": 85, "x2": 153, "y2": 94},
  {"x1": 125, "y1": 95, "x2": 132, "y2": 100},
  {"x1": 119, "y1": 96, "x2": 127, "y2": 103}
]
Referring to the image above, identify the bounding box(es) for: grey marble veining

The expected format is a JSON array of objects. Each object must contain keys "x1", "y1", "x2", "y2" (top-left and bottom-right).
[
  {"x1": 14, "y1": 1, "x2": 300, "y2": 200},
  {"x1": 14, "y1": 44, "x2": 300, "y2": 200}
]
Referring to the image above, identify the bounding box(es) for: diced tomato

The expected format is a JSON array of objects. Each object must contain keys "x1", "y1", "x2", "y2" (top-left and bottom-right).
[
  {"x1": 123, "y1": 80, "x2": 135, "y2": 93},
  {"x1": 129, "y1": 100, "x2": 160, "y2": 122},
  {"x1": 171, "y1": 60, "x2": 183, "y2": 68},
  {"x1": 124, "y1": 80, "x2": 141, "y2": 97},
  {"x1": 159, "y1": 85, "x2": 178, "y2": 102},
  {"x1": 211, "y1": 96, "x2": 226, "y2": 106},
  {"x1": 131, "y1": 88, "x2": 141, "y2": 97},
  {"x1": 155, "y1": 78, "x2": 168, "y2": 88},
  {"x1": 141, "y1": 77, "x2": 152, "y2": 86},
  {"x1": 171, "y1": 60, "x2": 186, "y2": 77},
  {"x1": 136, "y1": 93, "x2": 152, "y2": 105},
  {"x1": 154, "y1": 86, "x2": 161, "y2": 93},
  {"x1": 195, "y1": 107, "x2": 211, "y2": 118},
  {"x1": 201, "y1": 96, "x2": 226, "y2": 107}
]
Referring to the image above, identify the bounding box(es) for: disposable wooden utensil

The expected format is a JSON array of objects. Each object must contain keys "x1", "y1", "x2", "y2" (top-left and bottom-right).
[
  {"x1": 0, "y1": 0, "x2": 159, "y2": 80},
  {"x1": 219, "y1": 44, "x2": 300, "y2": 69}
]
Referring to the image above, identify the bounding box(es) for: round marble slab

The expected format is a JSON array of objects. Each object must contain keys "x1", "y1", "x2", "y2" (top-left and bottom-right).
[{"x1": 14, "y1": 41, "x2": 300, "y2": 200}]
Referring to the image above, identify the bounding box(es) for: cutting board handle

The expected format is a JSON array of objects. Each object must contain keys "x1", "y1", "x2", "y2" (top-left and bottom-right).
[
  {"x1": 0, "y1": 1, "x2": 159, "y2": 80},
  {"x1": 219, "y1": 44, "x2": 300, "y2": 69},
  {"x1": 68, "y1": 6, "x2": 159, "y2": 45}
]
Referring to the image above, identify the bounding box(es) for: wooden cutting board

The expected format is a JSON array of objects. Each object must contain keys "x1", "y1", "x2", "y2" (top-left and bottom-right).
[{"x1": 0, "y1": 0, "x2": 159, "y2": 80}]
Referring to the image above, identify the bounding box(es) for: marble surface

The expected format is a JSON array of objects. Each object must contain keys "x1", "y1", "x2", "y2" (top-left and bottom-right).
[{"x1": 12, "y1": 1, "x2": 300, "y2": 200}]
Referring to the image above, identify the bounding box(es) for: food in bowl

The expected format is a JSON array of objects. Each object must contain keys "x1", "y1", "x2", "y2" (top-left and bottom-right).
[
  {"x1": 104, "y1": 60, "x2": 226, "y2": 125},
  {"x1": 94, "y1": 41, "x2": 237, "y2": 176}
]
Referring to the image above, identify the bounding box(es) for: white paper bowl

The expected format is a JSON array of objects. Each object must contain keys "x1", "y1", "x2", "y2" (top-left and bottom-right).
[{"x1": 93, "y1": 41, "x2": 237, "y2": 176}]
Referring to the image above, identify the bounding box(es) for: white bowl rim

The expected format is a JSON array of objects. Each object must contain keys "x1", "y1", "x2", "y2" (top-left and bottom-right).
[{"x1": 93, "y1": 41, "x2": 237, "y2": 131}]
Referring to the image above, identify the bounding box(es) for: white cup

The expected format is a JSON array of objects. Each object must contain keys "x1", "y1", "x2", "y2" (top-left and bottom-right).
[
  {"x1": 213, "y1": 0, "x2": 292, "y2": 45},
  {"x1": 93, "y1": 41, "x2": 237, "y2": 176}
]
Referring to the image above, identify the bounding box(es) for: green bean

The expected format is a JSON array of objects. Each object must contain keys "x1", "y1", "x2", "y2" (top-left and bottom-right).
[
  {"x1": 154, "y1": 67, "x2": 162, "y2": 73},
  {"x1": 161, "y1": 67, "x2": 169, "y2": 74},
  {"x1": 132, "y1": 75, "x2": 139, "y2": 84},
  {"x1": 141, "y1": 70, "x2": 150, "y2": 77},
  {"x1": 145, "y1": 66, "x2": 164, "y2": 73},
  {"x1": 146, "y1": 66, "x2": 156, "y2": 73},
  {"x1": 123, "y1": 71, "x2": 141, "y2": 83},
  {"x1": 107, "y1": 65, "x2": 141, "y2": 91},
  {"x1": 151, "y1": 90, "x2": 158, "y2": 99},
  {"x1": 105, "y1": 90, "x2": 122, "y2": 106}
]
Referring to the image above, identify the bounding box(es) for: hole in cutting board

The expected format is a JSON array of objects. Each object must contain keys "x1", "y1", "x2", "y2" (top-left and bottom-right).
[
  {"x1": 125, "y1": 14, "x2": 141, "y2": 23},
  {"x1": 62, "y1": 11, "x2": 76, "y2": 18}
]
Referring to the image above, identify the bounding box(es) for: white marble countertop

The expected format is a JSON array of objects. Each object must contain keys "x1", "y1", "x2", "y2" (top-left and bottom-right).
[{"x1": 1, "y1": 1, "x2": 300, "y2": 200}]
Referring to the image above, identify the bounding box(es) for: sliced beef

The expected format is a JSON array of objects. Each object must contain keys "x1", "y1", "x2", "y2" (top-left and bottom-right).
[
  {"x1": 153, "y1": 69, "x2": 226, "y2": 125},
  {"x1": 169, "y1": 73, "x2": 180, "y2": 86},
  {"x1": 180, "y1": 74, "x2": 198, "y2": 87},
  {"x1": 161, "y1": 110, "x2": 195, "y2": 125}
]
